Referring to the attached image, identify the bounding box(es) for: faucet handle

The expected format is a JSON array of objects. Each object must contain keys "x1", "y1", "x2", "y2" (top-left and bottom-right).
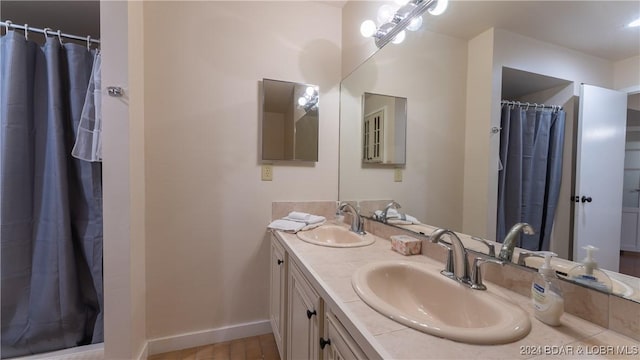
[
  {"x1": 516, "y1": 250, "x2": 544, "y2": 267},
  {"x1": 471, "y1": 256, "x2": 504, "y2": 290},
  {"x1": 434, "y1": 242, "x2": 455, "y2": 278},
  {"x1": 471, "y1": 236, "x2": 496, "y2": 257}
]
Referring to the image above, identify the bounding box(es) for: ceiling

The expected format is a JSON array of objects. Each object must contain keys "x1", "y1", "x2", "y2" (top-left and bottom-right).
[
  {"x1": 423, "y1": 0, "x2": 640, "y2": 61},
  {"x1": 2, "y1": 1, "x2": 638, "y2": 61},
  {"x1": 1, "y1": 1, "x2": 100, "y2": 43}
]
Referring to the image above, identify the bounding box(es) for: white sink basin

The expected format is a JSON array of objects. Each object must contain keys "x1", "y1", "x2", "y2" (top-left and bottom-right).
[
  {"x1": 296, "y1": 225, "x2": 375, "y2": 248},
  {"x1": 352, "y1": 260, "x2": 531, "y2": 344}
]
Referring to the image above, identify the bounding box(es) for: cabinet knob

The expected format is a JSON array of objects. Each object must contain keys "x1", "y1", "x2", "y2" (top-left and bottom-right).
[
  {"x1": 319, "y1": 337, "x2": 331, "y2": 349},
  {"x1": 306, "y1": 309, "x2": 317, "y2": 319},
  {"x1": 277, "y1": 259, "x2": 283, "y2": 265}
]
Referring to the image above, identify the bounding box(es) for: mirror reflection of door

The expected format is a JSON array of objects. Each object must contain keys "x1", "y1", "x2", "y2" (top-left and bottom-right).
[
  {"x1": 573, "y1": 85, "x2": 627, "y2": 272},
  {"x1": 363, "y1": 109, "x2": 384, "y2": 163}
]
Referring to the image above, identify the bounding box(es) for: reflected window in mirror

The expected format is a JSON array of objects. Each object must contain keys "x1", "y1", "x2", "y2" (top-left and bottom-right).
[
  {"x1": 261, "y1": 78, "x2": 319, "y2": 162},
  {"x1": 362, "y1": 92, "x2": 407, "y2": 165}
]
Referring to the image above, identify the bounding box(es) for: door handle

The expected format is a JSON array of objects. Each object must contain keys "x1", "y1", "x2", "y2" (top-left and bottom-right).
[
  {"x1": 581, "y1": 196, "x2": 592, "y2": 203},
  {"x1": 277, "y1": 259, "x2": 283, "y2": 265}
]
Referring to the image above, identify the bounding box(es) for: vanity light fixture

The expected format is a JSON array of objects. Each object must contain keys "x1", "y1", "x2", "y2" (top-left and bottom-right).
[
  {"x1": 360, "y1": 0, "x2": 449, "y2": 49},
  {"x1": 629, "y1": 17, "x2": 640, "y2": 27},
  {"x1": 298, "y1": 86, "x2": 319, "y2": 112}
]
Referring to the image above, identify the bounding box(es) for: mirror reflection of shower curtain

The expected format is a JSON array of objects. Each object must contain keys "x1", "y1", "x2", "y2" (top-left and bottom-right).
[
  {"x1": 497, "y1": 105, "x2": 566, "y2": 251},
  {"x1": 0, "y1": 31, "x2": 103, "y2": 358}
]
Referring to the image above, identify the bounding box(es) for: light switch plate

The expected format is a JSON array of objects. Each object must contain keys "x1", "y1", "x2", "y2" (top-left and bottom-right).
[
  {"x1": 394, "y1": 168, "x2": 403, "y2": 182},
  {"x1": 262, "y1": 165, "x2": 273, "y2": 181}
]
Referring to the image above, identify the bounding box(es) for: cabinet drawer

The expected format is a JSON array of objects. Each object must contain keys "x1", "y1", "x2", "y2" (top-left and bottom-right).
[{"x1": 323, "y1": 309, "x2": 366, "y2": 360}]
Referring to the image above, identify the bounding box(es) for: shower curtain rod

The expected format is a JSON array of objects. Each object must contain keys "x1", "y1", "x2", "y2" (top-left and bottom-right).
[
  {"x1": 1, "y1": 20, "x2": 100, "y2": 44},
  {"x1": 501, "y1": 100, "x2": 562, "y2": 110}
]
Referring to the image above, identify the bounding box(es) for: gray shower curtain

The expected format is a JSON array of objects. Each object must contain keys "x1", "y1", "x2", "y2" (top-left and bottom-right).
[
  {"x1": 497, "y1": 105, "x2": 566, "y2": 251},
  {"x1": 1, "y1": 31, "x2": 103, "y2": 358}
]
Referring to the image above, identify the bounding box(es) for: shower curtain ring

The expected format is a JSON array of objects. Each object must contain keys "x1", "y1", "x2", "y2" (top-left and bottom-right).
[
  {"x1": 24, "y1": 23, "x2": 28, "y2": 40},
  {"x1": 43, "y1": 27, "x2": 52, "y2": 39},
  {"x1": 86, "y1": 35, "x2": 91, "y2": 51},
  {"x1": 3, "y1": 20, "x2": 11, "y2": 35},
  {"x1": 57, "y1": 30, "x2": 63, "y2": 45}
]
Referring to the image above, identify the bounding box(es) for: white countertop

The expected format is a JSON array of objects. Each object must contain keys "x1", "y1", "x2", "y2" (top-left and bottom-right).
[{"x1": 273, "y1": 227, "x2": 640, "y2": 359}]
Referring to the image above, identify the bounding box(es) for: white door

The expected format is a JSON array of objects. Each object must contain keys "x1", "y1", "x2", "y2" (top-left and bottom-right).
[
  {"x1": 363, "y1": 110, "x2": 384, "y2": 163},
  {"x1": 573, "y1": 84, "x2": 628, "y2": 271}
]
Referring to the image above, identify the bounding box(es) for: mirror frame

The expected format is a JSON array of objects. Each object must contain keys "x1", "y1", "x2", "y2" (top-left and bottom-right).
[{"x1": 361, "y1": 92, "x2": 408, "y2": 166}]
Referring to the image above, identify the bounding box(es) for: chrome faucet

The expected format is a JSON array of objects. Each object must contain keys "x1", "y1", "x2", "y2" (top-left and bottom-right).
[
  {"x1": 429, "y1": 228, "x2": 470, "y2": 284},
  {"x1": 380, "y1": 201, "x2": 401, "y2": 223},
  {"x1": 498, "y1": 223, "x2": 535, "y2": 262},
  {"x1": 337, "y1": 202, "x2": 366, "y2": 235}
]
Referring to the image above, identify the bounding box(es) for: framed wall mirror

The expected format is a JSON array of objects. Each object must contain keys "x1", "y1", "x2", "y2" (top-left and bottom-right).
[
  {"x1": 261, "y1": 78, "x2": 319, "y2": 162},
  {"x1": 362, "y1": 92, "x2": 407, "y2": 165}
]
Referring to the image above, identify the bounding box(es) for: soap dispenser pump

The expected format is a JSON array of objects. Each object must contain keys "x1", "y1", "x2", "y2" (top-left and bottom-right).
[
  {"x1": 567, "y1": 245, "x2": 612, "y2": 293},
  {"x1": 531, "y1": 251, "x2": 564, "y2": 326}
]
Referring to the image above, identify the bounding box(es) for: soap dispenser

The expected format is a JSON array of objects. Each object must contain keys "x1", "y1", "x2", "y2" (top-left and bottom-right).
[
  {"x1": 567, "y1": 245, "x2": 612, "y2": 293},
  {"x1": 531, "y1": 251, "x2": 564, "y2": 326}
]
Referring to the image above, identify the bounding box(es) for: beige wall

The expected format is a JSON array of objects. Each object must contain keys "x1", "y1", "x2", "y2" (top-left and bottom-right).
[
  {"x1": 101, "y1": 1, "x2": 146, "y2": 358},
  {"x1": 340, "y1": 29, "x2": 467, "y2": 229},
  {"x1": 341, "y1": 0, "x2": 380, "y2": 77},
  {"x1": 614, "y1": 55, "x2": 640, "y2": 92},
  {"x1": 462, "y1": 28, "x2": 615, "y2": 240},
  {"x1": 143, "y1": 1, "x2": 341, "y2": 339}
]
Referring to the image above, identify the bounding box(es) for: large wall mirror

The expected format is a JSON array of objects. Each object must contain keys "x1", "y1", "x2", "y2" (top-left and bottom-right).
[
  {"x1": 339, "y1": 1, "x2": 640, "y2": 303},
  {"x1": 262, "y1": 78, "x2": 319, "y2": 162}
]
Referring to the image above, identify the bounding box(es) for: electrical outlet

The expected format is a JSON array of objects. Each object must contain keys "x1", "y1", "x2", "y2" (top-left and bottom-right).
[
  {"x1": 394, "y1": 168, "x2": 403, "y2": 182},
  {"x1": 261, "y1": 164, "x2": 273, "y2": 181}
]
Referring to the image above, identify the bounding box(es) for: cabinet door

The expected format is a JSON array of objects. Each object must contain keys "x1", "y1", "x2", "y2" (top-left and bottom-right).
[
  {"x1": 270, "y1": 236, "x2": 287, "y2": 358},
  {"x1": 287, "y1": 262, "x2": 322, "y2": 360},
  {"x1": 322, "y1": 310, "x2": 366, "y2": 360}
]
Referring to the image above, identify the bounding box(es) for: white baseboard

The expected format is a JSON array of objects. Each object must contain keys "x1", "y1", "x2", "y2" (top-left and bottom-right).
[
  {"x1": 147, "y1": 320, "x2": 272, "y2": 356},
  {"x1": 136, "y1": 341, "x2": 149, "y2": 360}
]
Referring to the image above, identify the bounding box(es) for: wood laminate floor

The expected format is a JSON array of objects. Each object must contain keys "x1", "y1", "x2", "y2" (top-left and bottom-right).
[{"x1": 148, "y1": 333, "x2": 280, "y2": 360}]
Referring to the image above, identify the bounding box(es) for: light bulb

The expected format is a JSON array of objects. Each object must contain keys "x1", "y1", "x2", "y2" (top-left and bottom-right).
[
  {"x1": 392, "y1": 30, "x2": 406, "y2": 44},
  {"x1": 298, "y1": 96, "x2": 307, "y2": 106},
  {"x1": 428, "y1": 0, "x2": 449, "y2": 16},
  {"x1": 360, "y1": 20, "x2": 377, "y2": 38},
  {"x1": 377, "y1": 4, "x2": 396, "y2": 24},
  {"x1": 305, "y1": 86, "x2": 316, "y2": 96},
  {"x1": 406, "y1": 16, "x2": 423, "y2": 31}
]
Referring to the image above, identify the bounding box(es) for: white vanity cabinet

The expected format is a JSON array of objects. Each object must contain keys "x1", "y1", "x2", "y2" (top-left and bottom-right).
[
  {"x1": 269, "y1": 235, "x2": 287, "y2": 358},
  {"x1": 321, "y1": 310, "x2": 367, "y2": 360},
  {"x1": 270, "y1": 233, "x2": 369, "y2": 360},
  {"x1": 287, "y1": 261, "x2": 322, "y2": 360}
]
